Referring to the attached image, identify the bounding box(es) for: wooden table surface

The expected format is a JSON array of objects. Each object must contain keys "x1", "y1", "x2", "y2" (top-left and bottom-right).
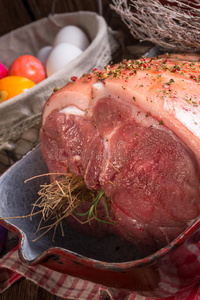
[{"x1": 0, "y1": 278, "x2": 65, "y2": 300}]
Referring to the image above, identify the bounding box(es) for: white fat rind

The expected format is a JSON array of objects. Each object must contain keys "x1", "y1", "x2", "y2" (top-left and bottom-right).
[
  {"x1": 42, "y1": 91, "x2": 89, "y2": 124},
  {"x1": 60, "y1": 106, "x2": 85, "y2": 116},
  {"x1": 92, "y1": 81, "x2": 105, "y2": 92}
]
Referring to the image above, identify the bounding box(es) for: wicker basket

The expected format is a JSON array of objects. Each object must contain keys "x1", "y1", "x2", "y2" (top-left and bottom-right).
[{"x1": 0, "y1": 11, "x2": 119, "y2": 174}]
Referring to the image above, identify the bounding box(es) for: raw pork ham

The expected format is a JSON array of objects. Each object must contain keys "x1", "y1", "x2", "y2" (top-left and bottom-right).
[{"x1": 40, "y1": 53, "x2": 200, "y2": 253}]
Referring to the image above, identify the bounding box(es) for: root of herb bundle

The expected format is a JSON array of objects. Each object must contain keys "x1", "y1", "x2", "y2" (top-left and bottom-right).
[{"x1": 28, "y1": 173, "x2": 113, "y2": 242}]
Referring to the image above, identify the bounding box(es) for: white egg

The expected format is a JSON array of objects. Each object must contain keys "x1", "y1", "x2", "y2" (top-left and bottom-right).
[
  {"x1": 53, "y1": 25, "x2": 90, "y2": 51},
  {"x1": 46, "y1": 43, "x2": 83, "y2": 77},
  {"x1": 37, "y1": 46, "x2": 52, "y2": 68}
]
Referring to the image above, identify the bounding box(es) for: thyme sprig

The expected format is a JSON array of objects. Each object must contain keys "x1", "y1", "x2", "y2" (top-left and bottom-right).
[{"x1": 74, "y1": 190, "x2": 114, "y2": 225}]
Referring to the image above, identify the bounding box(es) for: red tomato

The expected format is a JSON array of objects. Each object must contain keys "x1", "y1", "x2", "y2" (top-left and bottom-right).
[{"x1": 8, "y1": 55, "x2": 46, "y2": 83}]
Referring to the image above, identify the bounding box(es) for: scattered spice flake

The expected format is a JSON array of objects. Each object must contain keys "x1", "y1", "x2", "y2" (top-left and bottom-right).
[
  {"x1": 183, "y1": 95, "x2": 199, "y2": 107},
  {"x1": 71, "y1": 76, "x2": 78, "y2": 82},
  {"x1": 145, "y1": 112, "x2": 149, "y2": 117},
  {"x1": 172, "y1": 65, "x2": 181, "y2": 72},
  {"x1": 190, "y1": 62, "x2": 196, "y2": 70},
  {"x1": 132, "y1": 96, "x2": 136, "y2": 101},
  {"x1": 159, "y1": 120, "x2": 164, "y2": 125},
  {"x1": 190, "y1": 75, "x2": 197, "y2": 81},
  {"x1": 122, "y1": 86, "x2": 126, "y2": 90},
  {"x1": 166, "y1": 78, "x2": 175, "y2": 85},
  {"x1": 102, "y1": 73, "x2": 108, "y2": 79},
  {"x1": 192, "y1": 102, "x2": 198, "y2": 107},
  {"x1": 53, "y1": 87, "x2": 60, "y2": 92},
  {"x1": 86, "y1": 73, "x2": 92, "y2": 80},
  {"x1": 182, "y1": 107, "x2": 189, "y2": 111}
]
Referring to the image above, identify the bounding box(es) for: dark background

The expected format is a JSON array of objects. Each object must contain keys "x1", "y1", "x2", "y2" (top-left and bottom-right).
[{"x1": 0, "y1": 0, "x2": 126, "y2": 37}]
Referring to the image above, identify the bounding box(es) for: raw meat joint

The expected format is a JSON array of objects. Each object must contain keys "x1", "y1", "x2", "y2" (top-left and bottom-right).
[{"x1": 40, "y1": 53, "x2": 200, "y2": 255}]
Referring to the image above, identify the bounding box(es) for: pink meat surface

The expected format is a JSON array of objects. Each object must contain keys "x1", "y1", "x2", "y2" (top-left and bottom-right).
[{"x1": 40, "y1": 53, "x2": 200, "y2": 253}]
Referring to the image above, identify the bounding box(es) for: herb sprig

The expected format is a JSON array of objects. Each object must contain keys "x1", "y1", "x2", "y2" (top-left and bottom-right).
[
  {"x1": 24, "y1": 173, "x2": 114, "y2": 241},
  {"x1": 75, "y1": 190, "x2": 114, "y2": 225}
]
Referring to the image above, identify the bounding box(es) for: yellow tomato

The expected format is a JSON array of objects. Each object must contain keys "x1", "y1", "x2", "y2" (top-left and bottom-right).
[{"x1": 0, "y1": 76, "x2": 36, "y2": 103}]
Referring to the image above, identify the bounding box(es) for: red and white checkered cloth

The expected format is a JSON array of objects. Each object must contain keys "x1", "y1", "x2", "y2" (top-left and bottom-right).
[{"x1": 1, "y1": 245, "x2": 200, "y2": 299}]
